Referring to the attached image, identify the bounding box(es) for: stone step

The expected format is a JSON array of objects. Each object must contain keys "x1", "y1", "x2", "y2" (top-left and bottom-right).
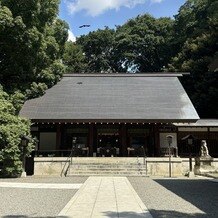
[
  {"x1": 70, "y1": 157, "x2": 145, "y2": 164},
  {"x1": 69, "y1": 168, "x2": 146, "y2": 172},
  {"x1": 69, "y1": 165, "x2": 146, "y2": 169},
  {"x1": 66, "y1": 157, "x2": 147, "y2": 177},
  {"x1": 70, "y1": 163, "x2": 144, "y2": 166},
  {"x1": 68, "y1": 170, "x2": 145, "y2": 173},
  {"x1": 67, "y1": 171, "x2": 146, "y2": 176},
  {"x1": 67, "y1": 165, "x2": 147, "y2": 176},
  {"x1": 68, "y1": 174, "x2": 146, "y2": 177},
  {"x1": 69, "y1": 165, "x2": 144, "y2": 169}
]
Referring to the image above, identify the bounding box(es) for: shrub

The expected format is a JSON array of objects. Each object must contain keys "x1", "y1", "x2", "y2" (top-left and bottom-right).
[{"x1": 0, "y1": 86, "x2": 33, "y2": 177}]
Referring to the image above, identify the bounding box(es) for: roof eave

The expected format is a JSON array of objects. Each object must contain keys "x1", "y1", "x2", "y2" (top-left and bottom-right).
[{"x1": 30, "y1": 118, "x2": 199, "y2": 124}]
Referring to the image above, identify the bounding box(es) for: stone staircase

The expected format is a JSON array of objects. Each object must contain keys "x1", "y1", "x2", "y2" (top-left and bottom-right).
[{"x1": 66, "y1": 157, "x2": 147, "y2": 176}]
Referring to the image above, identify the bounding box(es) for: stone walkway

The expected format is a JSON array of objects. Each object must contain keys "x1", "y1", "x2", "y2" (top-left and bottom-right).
[{"x1": 58, "y1": 176, "x2": 152, "y2": 218}]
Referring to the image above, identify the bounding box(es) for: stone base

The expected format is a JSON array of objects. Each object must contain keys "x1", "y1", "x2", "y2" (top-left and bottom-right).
[
  {"x1": 195, "y1": 156, "x2": 213, "y2": 165},
  {"x1": 194, "y1": 156, "x2": 216, "y2": 174},
  {"x1": 21, "y1": 171, "x2": 27, "y2": 177},
  {"x1": 188, "y1": 171, "x2": 195, "y2": 178},
  {"x1": 194, "y1": 165, "x2": 216, "y2": 174}
]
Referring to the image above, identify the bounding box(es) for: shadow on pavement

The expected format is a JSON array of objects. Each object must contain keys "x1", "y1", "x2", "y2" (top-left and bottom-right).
[
  {"x1": 148, "y1": 209, "x2": 208, "y2": 218},
  {"x1": 103, "y1": 210, "x2": 208, "y2": 218},
  {"x1": 103, "y1": 211, "x2": 150, "y2": 217},
  {"x1": 154, "y1": 179, "x2": 218, "y2": 217},
  {"x1": 2, "y1": 210, "x2": 210, "y2": 218}
]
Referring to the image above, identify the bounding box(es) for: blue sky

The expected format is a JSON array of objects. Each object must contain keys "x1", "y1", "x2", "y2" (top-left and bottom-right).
[{"x1": 59, "y1": 0, "x2": 186, "y2": 41}]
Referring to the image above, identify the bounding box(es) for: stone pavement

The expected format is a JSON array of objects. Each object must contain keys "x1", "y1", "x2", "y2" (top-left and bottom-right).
[
  {"x1": 0, "y1": 177, "x2": 87, "y2": 217},
  {"x1": 58, "y1": 176, "x2": 152, "y2": 218},
  {"x1": 129, "y1": 177, "x2": 218, "y2": 218},
  {"x1": 0, "y1": 181, "x2": 82, "y2": 189},
  {"x1": 0, "y1": 176, "x2": 217, "y2": 217}
]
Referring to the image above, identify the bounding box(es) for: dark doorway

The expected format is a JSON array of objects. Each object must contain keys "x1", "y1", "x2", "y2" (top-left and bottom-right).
[
  {"x1": 97, "y1": 134, "x2": 120, "y2": 156},
  {"x1": 127, "y1": 136, "x2": 147, "y2": 157}
]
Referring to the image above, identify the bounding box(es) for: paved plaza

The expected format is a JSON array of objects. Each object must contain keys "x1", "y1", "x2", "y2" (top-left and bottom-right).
[{"x1": 0, "y1": 176, "x2": 217, "y2": 217}]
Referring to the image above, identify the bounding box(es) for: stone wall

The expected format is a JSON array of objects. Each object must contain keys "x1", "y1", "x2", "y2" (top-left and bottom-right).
[
  {"x1": 33, "y1": 157, "x2": 218, "y2": 176},
  {"x1": 34, "y1": 157, "x2": 69, "y2": 176},
  {"x1": 145, "y1": 158, "x2": 182, "y2": 177}
]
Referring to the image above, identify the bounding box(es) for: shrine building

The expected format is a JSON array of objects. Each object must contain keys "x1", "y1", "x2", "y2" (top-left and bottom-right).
[{"x1": 20, "y1": 73, "x2": 218, "y2": 157}]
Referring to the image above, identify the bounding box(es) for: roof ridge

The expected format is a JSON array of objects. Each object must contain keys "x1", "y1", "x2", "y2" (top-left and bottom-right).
[{"x1": 63, "y1": 73, "x2": 189, "y2": 77}]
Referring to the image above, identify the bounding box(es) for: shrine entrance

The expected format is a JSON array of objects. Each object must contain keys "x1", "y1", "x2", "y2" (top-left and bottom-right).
[{"x1": 97, "y1": 127, "x2": 120, "y2": 157}]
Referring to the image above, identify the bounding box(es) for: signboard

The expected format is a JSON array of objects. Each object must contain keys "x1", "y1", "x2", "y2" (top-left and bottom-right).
[
  {"x1": 127, "y1": 128, "x2": 149, "y2": 134},
  {"x1": 159, "y1": 125, "x2": 176, "y2": 132},
  {"x1": 98, "y1": 128, "x2": 119, "y2": 133},
  {"x1": 67, "y1": 128, "x2": 89, "y2": 133}
]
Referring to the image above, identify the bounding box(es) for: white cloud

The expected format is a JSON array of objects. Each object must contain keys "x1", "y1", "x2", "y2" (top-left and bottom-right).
[
  {"x1": 65, "y1": 0, "x2": 164, "y2": 17},
  {"x1": 68, "y1": 29, "x2": 76, "y2": 42},
  {"x1": 65, "y1": 0, "x2": 147, "y2": 17},
  {"x1": 151, "y1": 0, "x2": 163, "y2": 3}
]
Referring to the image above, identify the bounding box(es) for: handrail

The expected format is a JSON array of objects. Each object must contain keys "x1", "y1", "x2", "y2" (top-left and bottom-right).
[
  {"x1": 142, "y1": 146, "x2": 147, "y2": 176},
  {"x1": 60, "y1": 146, "x2": 74, "y2": 177}
]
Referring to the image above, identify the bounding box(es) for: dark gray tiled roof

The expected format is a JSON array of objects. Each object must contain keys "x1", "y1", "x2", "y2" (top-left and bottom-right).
[
  {"x1": 173, "y1": 119, "x2": 218, "y2": 127},
  {"x1": 19, "y1": 74, "x2": 199, "y2": 122}
]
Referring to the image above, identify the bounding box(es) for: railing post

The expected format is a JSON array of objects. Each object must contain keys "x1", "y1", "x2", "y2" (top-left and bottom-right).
[
  {"x1": 143, "y1": 147, "x2": 148, "y2": 176},
  {"x1": 169, "y1": 146, "x2": 172, "y2": 178},
  {"x1": 60, "y1": 146, "x2": 75, "y2": 177}
]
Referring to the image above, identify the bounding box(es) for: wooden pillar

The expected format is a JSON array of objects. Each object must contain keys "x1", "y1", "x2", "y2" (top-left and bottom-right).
[
  {"x1": 56, "y1": 123, "x2": 61, "y2": 150},
  {"x1": 176, "y1": 126, "x2": 179, "y2": 156},
  {"x1": 207, "y1": 127, "x2": 210, "y2": 152},
  {"x1": 120, "y1": 124, "x2": 127, "y2": 156},
  {"x1": 89, "y1": 124, "x2": 94, "y2": 156},
  {"x1": 154, "y1": 124, "x2": 160, "y2": 157}
]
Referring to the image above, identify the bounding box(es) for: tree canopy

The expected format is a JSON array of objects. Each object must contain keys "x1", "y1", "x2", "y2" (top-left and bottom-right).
[
  {"x1": 63, "y1": 42, "x2": 87, "y2": 73},
  {"x1": 114, "y1": 14, "x2": 174, "y2": 72},
  {"x1": 0, "y1": 0, "x2": 68, "y2": 95},
  {"x1": 76, "y1": 27, "x2": 116, "y2": 72},
  {"x1": 0, "y1": 0, "x2": 69, "y2": 177},
  {"x1": 65, "y1": 16, "x2": 174, "y2": 73},
  {"x1": 168, "y1": 0, "x2": 218, "y2": 118}
]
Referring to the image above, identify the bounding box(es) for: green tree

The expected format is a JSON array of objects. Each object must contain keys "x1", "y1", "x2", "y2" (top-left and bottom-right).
[
  {"x1": 114, "y1": 14, "x2": 174, "y2": 72},
  {"x1": 63, "y1": 42, "x2": 87, "y2": 73},
  {"x1": 74, "y1": 16, "x2": 174, "y2": 73},
  {"x1": 77, "y1": 27, "x2": 116, "y2": 72},
  {"x1": 0, "y1": 0, "x2": 68, "y2": 96},
  {"x1": 168, "y1": 0, "x2": 218, "y2": 117},
  {"x1": 0, "y1": 0, "x2": 68, "y2": 177},
  {"x1": 0, "y1": 86, "x2": 33, "y2": 177}
]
